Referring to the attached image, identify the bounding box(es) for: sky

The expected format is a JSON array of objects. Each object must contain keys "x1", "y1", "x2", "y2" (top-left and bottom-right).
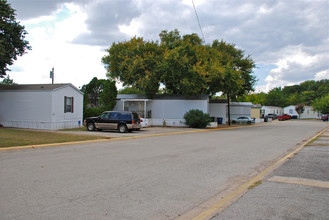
[{"x1": 4, "y1": 0, "x2": 329, "y2": 92}]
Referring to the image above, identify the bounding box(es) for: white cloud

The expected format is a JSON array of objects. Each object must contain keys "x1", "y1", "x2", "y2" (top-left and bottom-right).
[
  {"x1": 264, "y1": 44, "x2": 329, "y2": 91},
  {"x1": 119, "y1": 18, "x2": 142, "y2": 37},
  {"x1": 9, "y1": 3, "x2": 107, "y2": 88},
  {"x1": 315, "y1": 70, "x2": 329, "y2": 81}
]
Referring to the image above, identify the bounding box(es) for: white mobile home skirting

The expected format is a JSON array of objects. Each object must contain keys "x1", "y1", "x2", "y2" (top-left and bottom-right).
[{"x1": 0, "y1": 120, "x2": 83, "y2": 130}]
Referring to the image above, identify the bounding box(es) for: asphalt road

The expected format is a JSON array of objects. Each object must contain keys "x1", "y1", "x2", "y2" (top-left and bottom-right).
[
  {"x1": 0, "y1": 120, "x2": 328, "y2": 219},
  {"x1": 212, "y1": 126, "x2": 329, "y2": 220}
]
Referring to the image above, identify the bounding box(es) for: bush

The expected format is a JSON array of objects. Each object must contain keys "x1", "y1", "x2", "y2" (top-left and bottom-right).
[
  {"x1": 83, "y1": 107, "x2": 104, "y2": 119},
  {"x1": 184, "y1": 109, "x2": 212, "y2": 128}
]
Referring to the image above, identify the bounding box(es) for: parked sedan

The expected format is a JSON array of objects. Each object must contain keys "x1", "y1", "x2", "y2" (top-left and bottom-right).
[
  {"x1": 231, "y1": 116, "x2": 255, "y2": 124},
  {"x1": 277, "y1": 114, "x2": 291, "y2": 121}
]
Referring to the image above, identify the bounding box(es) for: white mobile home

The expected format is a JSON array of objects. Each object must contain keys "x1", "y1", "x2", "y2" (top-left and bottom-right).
[
  {"x1": 284, "y1": 105, "x2": 320, "y2": 119},
  {"x1": 114, "y1": 95, "x2": 254, "y2": 126},
  {"x1": 261, "y1": 106, "x2": 283, "y2": 117},
  {"x1": 0, "y1": 84, "x2": 83, "y2": 130},
  {"x1": 114, "y1": 94, "x2": 209, "y2": 126},
  {"x1": 209, "y1": 100, "x2": 254, "y2": 123}
]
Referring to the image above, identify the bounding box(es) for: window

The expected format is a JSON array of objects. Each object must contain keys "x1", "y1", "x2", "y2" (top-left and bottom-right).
[
  {"x1": 109, "y1": 112, "x2": 119, "y2": 120},
  {"x1": 64, "y1": 96, "x2": 74, "y2": 113},
  {"x1": 100, "y1": 113, "x2": 110, "y2": 119}
]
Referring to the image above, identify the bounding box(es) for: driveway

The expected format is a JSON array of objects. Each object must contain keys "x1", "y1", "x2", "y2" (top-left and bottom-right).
[{"x1": 0, "y1": 120, "x2": 328, "y2": 220}]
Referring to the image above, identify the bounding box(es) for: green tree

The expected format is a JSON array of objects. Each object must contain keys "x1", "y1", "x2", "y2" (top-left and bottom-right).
[
  {"x1": 118, "y1": 87, "x2": 143, "y2": 94},
  {"x1": 99, "y1": 80, "x2": 117, "y2": 110},
  {"x1": 0, "y1": 74, "x2": 14, "y2": 84},
  {"x1": 211, "y1": 40, "x2": 256, "y2": 97},
  {"x1": 286, "y1": 93, "x2": 302, "y2": 105},
  {"x1": 0, "y1": 0, "x2": 31, "y2": 77},
  {"x1": 313, "y1": 94, "x2": 329, "y2": 114},
  {"x1": 221, "y1": 63, "x2": 244, "y2": 125},
  {"x1": 300, "y1": 91, "x2": 316, "y2": 106},
  {"x1": 159, "y1": 30, "x2": 211, "y2": 96},
  {"x1": 264, "y1": 87, "x2": 287, "y2": 107},
  {"x1": 295, "y1": 103, "x2": 305, "y2": 119},
  {"x1": 81, "y1": 77, "x2": 117, "y2": 119},
  {"x1": 102, "y1": 37, "x2": 162, "y2": 98},
  {"x1": 102, "y1": 29, "x2": 256, "y2": 100},
  {"x1": 81, "y1": 77, "x2": 104, "y2": 107},
  {"x1": 237, "y1": 92, "x2": 267, "y2": 105},
  {"x1": 317, "y1": 79, "x2": 329, "y2": 97}
]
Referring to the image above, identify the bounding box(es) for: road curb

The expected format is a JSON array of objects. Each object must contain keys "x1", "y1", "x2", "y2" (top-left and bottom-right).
[{"x1": 0, "y1": 138, "x2": 111, "y2": 151}]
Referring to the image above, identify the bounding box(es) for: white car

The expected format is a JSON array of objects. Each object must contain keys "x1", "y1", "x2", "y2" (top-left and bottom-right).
[
  {"x1": 140, "y1": 118, "x2": 149, "y2": 127},
  {"x1": 231, "y1": 116, "x2": 255, "y2": 124}
]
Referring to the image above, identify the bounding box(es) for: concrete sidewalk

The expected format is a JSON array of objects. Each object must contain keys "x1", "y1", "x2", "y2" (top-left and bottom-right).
[{"x1": 211, "y1": 128, "x2": 329, "y2": 220}]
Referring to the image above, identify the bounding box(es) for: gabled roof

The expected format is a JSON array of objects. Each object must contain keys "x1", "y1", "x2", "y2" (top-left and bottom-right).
[{"x1": 0, "y1": 83, "x2": 83, "y2": 95}]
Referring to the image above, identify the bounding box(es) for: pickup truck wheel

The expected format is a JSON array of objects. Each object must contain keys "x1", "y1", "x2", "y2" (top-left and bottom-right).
[
  {"x1": 118, "y1": 124, "x2": 128, "y2": 133},
  {"x1": 87, "y1": 122, "x2": 95, "y2": 131},
  {"x1": 247, "y1": 121, "x2": 251, "y2": 124},
  {"x1": 232, "y1": 121, "x2": 236, "y2": 124}
]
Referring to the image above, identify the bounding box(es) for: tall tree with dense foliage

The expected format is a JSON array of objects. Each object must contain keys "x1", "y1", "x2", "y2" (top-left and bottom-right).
[
  {"x1": 81, "y1": 77, "x2": 117, "y2": 119},
  {"x1": 237, "y1": 92, "x2": 267, "y2": 105},
  {"x1": 210, "y1": 40, "x2": 256, "y2": 97},
  {"x1": 99, "y1": 80, "x2": 117, "y2": 110},
  {"x1": 102, "y1": 37, "x2": 162, "y2": 98},
  {"x1": 102, "y1": 29, "x2": 256, "y2": 100},
  {"x1": 313, "y1": 94, "x2": 329, "y2": 114},
  {"x1": 0, "y1": 0, "x2": 31, "y2": 77},
  {"x1": 118, "y1": 87, "x2": 143, "y2": 94},
  {"x1": 264, "y1": 87, "x2": 287, "y2": 107}
]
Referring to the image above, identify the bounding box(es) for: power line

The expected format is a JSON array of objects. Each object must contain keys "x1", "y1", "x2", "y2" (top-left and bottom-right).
[{"x1": 192, "y1": 0, "x2": 205, "y2": 43}]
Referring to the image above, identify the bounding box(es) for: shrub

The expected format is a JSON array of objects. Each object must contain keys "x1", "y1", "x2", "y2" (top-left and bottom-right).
[
  {"x1": 184, "y1": 109, "x2": 212, "y2": 128},
  {"x1": 83, "y1": 107, "x2": 104, "y2": 119}
]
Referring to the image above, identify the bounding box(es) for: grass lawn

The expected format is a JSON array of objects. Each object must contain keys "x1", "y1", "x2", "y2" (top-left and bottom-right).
[{"x1": 0, "y1": 128, "x2": 105, "y2": 148}]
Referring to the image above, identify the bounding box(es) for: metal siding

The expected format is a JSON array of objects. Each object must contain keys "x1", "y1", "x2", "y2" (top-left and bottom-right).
[
  {"x1": 151, "y1": 99, "x2": 208, "y2": 119},
  {"x1": 0, "y1": 91, "x2": 52, "y2": 122},
  {"x1": 209, "y1": 103, "x2": 227, "y2": 122},
  {"x1": 52, "y1": 86, "x2": 83, "y2": 129}
]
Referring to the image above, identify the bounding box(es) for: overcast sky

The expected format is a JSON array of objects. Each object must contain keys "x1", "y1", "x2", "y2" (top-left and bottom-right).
[{"x1": 5, "y1": 0, "x2": 329, "y2": 92}]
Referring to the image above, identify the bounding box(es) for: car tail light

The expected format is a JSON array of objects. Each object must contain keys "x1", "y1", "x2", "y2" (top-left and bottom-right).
[
  {"x1": 132, "y1": 120, "x2": 135, "y2": 124},
  {"x1": 140, "y1": 119, "x2": 143, "y2": 122}
]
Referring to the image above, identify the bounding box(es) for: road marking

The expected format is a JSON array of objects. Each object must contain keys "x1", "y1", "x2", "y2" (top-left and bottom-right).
[
  {"x1": 191, "y1": 127, "x2": 328, "y2": 220},
  {"x1": 269, "y1": 176, "x2": 329, "y2": 189}
]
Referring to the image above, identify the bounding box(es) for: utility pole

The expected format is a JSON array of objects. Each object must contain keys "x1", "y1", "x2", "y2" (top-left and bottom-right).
[{"x1": 50, "y1": 67, "x2": 54, "y2": 84}]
